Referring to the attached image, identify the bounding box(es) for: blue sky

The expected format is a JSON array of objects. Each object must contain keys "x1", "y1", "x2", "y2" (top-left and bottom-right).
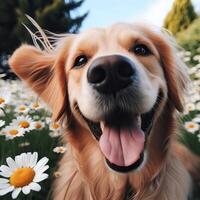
[{"x1": 77, "y1": 0, "x2": 200, "y2": 30}]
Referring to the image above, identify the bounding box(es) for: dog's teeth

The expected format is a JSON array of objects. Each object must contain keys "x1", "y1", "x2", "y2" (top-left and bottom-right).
[{"x1": 100, "y1": 122, "x2": 105, "y2": 130}]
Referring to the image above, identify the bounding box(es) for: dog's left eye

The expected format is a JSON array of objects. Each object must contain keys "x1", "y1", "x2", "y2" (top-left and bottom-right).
[
  {"x1": 73, "y1": 55, "x2": 88, "y2": 68},
  {"x1": 133, "y1": 44, "x2": 152, "y2": 56}
]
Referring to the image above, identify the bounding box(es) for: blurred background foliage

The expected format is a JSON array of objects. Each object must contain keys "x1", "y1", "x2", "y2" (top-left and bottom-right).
[
  {"x1": 177, "y1": 17, "x2": 200, "y2": 55},
  {"x1": 0, "y1": 0, "x2": 88, "y2": 79},
  {"x1": 164, "y1": 0, "x2": 200, "y2": 199},
  {"x1": 164, "y1": 0, "x2": 197, "y2": 35},
  {"x1": 164, "y1": 0, "x2": 200, "y2": 56},
  {"x1": 0, "y1": 0, "x2": 200, "y2": 199}
]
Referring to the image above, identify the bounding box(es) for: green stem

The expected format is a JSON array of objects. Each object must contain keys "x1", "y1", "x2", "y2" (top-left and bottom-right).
[{"x1": 0, "y1": 107, "x2": 11, "y2": 121}]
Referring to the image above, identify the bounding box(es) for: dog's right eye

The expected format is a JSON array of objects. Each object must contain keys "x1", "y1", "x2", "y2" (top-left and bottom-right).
[{"x1": 73, "y1": 55, "x2": 88, "y2": 68}]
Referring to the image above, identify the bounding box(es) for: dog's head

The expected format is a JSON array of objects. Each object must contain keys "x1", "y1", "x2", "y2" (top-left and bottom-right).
[{"x1": 9, "y1": 23, "x2": 188, "y2": 173}]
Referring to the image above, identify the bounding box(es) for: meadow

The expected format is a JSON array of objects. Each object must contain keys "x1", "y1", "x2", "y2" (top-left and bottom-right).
[
  {"x1": 0, "y1": 80, "x2": 65, "y2": 199},
  {"x1": 0, "y1": 49, "x2": 200, "y2": 199}
]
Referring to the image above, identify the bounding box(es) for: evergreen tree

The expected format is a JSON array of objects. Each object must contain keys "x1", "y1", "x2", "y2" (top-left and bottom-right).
[
  {"x1": 0, "y1": 0, "x2": 88, "y2": 79},
  {"x1": 164, "y1": 0, "x2": 197, "y2": 35},
  {"x1": 0, "y1": 0, "x2": 18, "y2": 55}
]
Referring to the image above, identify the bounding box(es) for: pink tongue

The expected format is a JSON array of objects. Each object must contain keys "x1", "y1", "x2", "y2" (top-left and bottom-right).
[{"x1": 99, "y1": 125, "x2": 145, "y2": 166}]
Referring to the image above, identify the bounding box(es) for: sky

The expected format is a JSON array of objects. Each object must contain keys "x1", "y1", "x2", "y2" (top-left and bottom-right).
[{"x1": 76, "y1": 0, "x2": 200, "y2": 31}]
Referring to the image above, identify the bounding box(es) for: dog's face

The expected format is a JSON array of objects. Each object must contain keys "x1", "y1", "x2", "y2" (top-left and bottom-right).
[{"x1": 9, "y1": 23, "x2": 187, "y2": 173}]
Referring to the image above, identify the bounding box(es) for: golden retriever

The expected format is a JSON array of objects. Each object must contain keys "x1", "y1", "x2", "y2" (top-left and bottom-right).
[{"x1": 9, "y1": 22, "x2": 200, "y2": 200}]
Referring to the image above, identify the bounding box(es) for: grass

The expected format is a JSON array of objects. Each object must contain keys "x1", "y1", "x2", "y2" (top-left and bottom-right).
[{"x1": 0, "y1": 48, "x2": 200, "y2": 199}]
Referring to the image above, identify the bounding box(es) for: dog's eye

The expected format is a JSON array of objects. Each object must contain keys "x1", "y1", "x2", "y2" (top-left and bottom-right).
[
  {"x1": 133, "y1": 44, "x2": 151, "y2": 56},
  {"x1": 73, "y1": 55, "x2": 88, "y2": 68}
]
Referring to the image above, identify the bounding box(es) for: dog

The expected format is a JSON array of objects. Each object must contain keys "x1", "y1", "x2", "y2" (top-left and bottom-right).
[{"x1": 9, "y1": 22, "x2": 200, "y2": 200}]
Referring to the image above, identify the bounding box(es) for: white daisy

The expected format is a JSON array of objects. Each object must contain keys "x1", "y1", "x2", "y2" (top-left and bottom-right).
[
  {"x1": 11, "y1": 116, "x2": 35, "y2": 132},
  {"x1": 193, "y1": 55, "x2": 200, "y2": 61},
  {"x1": 31, "y1": 102, "x2": 41, "y2": 110},
  {"x1": 184, "y1": 121, "x2": 199, "y2": 133},
  {"x1": 45, "y1": 117, "x2": 52, "y2": 124},
  {"x1": 1, "y1": 125, "x2": 25, "y2": 140},
  {"x1": 0, "y1": 120, "x2": 5, "y2": 128},
  {"x1": 190, "y1": 94, "x2": 200, "y2": 103},
  {"x1": 15, "y1": 105, "x2": 29, "y2": 114},
  {"x1": 34, "y1": 121, "x2": 45, "y2": 130},
  {"x1": 184, "y1": 51, "x2": 191, "y2": 56},
  {"x1": 188, "y1": 67, "x2": 197, "y2": 75},
  {"x1": 183, "y1": 57, "x2": 190, "y2": 62},
  {"x1": 49, "y1": 121, "x2": 61, "y2": 131},
  {"x1": 0, "y1": 152, "x2": 49, "y2": 199},
  {"x1": 0, "y1": 90, "x2": 11, "y2": 108},
  {"x1": 192, "y1": 117, "x2": 200, "y2": 123},
  {"x1": 49, "y1": 130, "x2": 62, "y2": 138},
  {"x1": 184, "y1": 102, "x2": 195, "y2": 113},
  {"x1": 53, "y1": 146, "x2": 67, "y2": 154}
]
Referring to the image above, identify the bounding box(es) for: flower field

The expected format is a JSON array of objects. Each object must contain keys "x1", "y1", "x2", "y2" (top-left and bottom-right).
[
  {"x1": 0, "y1": 80, "x2": 65, "y2": 199},
  {"x1": 179, "y1": 50, "x2": 200, "y2": 157},
  {"x1": 0, "y1": 49, "x2": 200, "y2": 199}
]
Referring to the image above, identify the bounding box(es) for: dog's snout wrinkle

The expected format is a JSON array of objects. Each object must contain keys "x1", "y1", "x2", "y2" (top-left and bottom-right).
[{"x1": 87, "y1": 55, "x2": 136, "y2": 94}]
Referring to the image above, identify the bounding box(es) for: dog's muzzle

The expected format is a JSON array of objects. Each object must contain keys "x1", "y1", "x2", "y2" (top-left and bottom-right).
[
  {"x1": 87, "y1": 55, "x2": 137, "y2": 94},
  {"x1": 78, "y1": 55, "x2": 162, "y2": 173}
]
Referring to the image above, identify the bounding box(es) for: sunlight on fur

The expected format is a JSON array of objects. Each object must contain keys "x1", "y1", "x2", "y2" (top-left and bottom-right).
[{"x1": 9, "y1": 16, "x2": 200, "y2": 200}]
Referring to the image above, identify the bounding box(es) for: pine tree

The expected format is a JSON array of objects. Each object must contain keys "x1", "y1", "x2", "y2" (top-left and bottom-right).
[
  {"x1": 164, "y1": 0, "x2": 197, "y2": 35},
  {"x1": 0, "y1": 0, "x2": 18, "y2": 54},
  {"x1": 0, "y1": 0, "x2": 87, "y2": 79}
]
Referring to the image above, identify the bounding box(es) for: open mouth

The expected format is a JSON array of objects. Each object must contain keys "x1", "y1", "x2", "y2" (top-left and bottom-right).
[{"x1": 77, "y1": 91, "x2": 163, "y2": 173}]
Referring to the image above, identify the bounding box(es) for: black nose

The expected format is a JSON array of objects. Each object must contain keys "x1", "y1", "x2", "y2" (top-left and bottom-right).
[{"x1": 87, "y1": 55, "x2": 136, "y2": 94}]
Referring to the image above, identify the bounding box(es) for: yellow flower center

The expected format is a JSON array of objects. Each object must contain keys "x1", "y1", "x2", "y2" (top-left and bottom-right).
[
  {"x1": 19, "y1": 106, "x2": 26, "y2": 111},
  {"x1": 52, "y1": 123, "x2": 59, "y2": 129},
  {"x1": 58, "y1": 147, "x2": 65, "y2": 151},
  {"x1": 54, "y1": 171, "x2": 61, "y2": 178},
  {"x1": 32, "y1": 103, "x2": 39, "y2": 108},
  {"x1": 9, "y1": 129, "x2": 19, "y2": 135},
  {"x1": 10, "y1": 168, "x2": 35, "y2": 187},
  {"x1": 188, "y1": 124, "x2": 195, "y2": 129},
  {"x1": 188, "y1": 106, "x2": 193, "y2": 110},
  {"x1": 35, "y1": 122, "x2": 42, "y2": 129},
  {"x1": 19, "y1": 121, "x2": 30, "y2": 128},
  {"x1": 0, "y1": 98, "x2": 5, "y2": 104}
]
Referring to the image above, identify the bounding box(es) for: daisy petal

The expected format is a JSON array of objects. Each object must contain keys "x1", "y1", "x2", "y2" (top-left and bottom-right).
[
  {"x1": 0, "y1": 183, "x2": 10, "y2": 189},
  {"x1": 21, "y1": 153, "x2": 27, "y2": 167},
  {"x1": 0, "y1": 172, "x2": 10, "y2": 178},
  {"x1": 33, "y1": 157, "x2": 49, "y2": 171},
  {"x1": 30, "y1": 152, "x2": 38, "y2": 168},
  {"x1": 12, "y1": 188, "x2": 21, "y2": 199},
  {"x1": 35, "y1": 165, "x2": 49, "y2": 175},
  {"x1": 26, "y1": 152, "x2": 32, "y2": 167},
  {"x1": 6, "y1": 157, "x2": 18, "y2": 170},
  {"x1": 0, "y1": 185, "x2": 14, "y2": 196},
  {"x1": 0, "y1": 165, "x2": 12, "y2": 177},
  {"x1": 33, "y1": 173, "x2": 48, "y2": 183},
  {"x1": 0, "y1": 178, "x2": 8, "y2": 184},
  {"x1": 29, "y1": 182, "x2": 41, "y2": 192},
  {"x1": 15, "y1": 155, "x2": 22, "y2": 167},
  {"x1": 22, "y1": 185, "x2": 31, "y2": 195}
]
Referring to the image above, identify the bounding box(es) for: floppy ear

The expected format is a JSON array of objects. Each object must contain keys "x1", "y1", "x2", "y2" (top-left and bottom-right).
[
  {"x1": 9, "y1": 44, "x2": 68, "y2": 120},
  {"x1": 156, "y1": 34, "x2": 189, "y2": 112}
]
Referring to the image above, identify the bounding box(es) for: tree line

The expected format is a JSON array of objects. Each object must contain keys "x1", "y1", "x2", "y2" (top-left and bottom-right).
[{"x1": 0, "y1": 0, "x2": 88, "y2": 79}]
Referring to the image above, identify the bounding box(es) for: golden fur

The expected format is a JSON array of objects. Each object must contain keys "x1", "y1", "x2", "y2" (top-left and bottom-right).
[{"x1": 9, "y1": 22, "x2": 199, "y2": 200}]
